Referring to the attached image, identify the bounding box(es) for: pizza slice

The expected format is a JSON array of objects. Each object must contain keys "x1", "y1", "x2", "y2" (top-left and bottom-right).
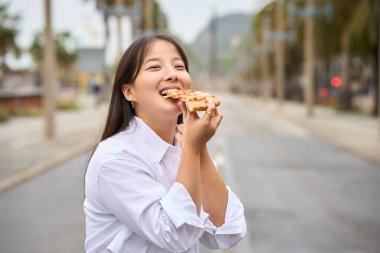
[{"x1": 161, "y1": 89, "x2": 221, "y2": 112}]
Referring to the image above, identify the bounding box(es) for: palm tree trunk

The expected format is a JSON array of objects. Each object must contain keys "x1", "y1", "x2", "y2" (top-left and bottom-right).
[
  {"x1": 375, "y1": 40, "x2": 379, "y2": 117},
  {"x1": 374, "y1": 0, "x2": 379, "y2": 117},
  {"x1": 304, "y1": 0, "x2": 315, "y2": 117},
  {"x1": 341, "y1": 30, "x2": 349, "y2": 89},
  {"x1": 0, "y1": 62, "x2": 3, "y2": 89}
]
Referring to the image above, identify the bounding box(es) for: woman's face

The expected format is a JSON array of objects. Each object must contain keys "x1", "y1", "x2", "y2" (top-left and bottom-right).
[{"x1": 125, "y1": 40, "x2": 191, "y2": 123}]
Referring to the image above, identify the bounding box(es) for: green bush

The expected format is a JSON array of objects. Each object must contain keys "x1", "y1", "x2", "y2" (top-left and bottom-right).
[
  {"x1": 22, "y1": 106, "x2": 42, "y2": 117},
  {"x1": 56, "y1": 101, "x2": 79, "y2": 111},
  {"x1": 0, "y1": 105, "x2": 10, "y2": 122}
]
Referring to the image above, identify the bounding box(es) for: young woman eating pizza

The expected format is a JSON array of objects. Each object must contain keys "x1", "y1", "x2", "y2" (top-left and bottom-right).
[{"x1": 84, "y1": 34, "x2": 246, "y2": 253}]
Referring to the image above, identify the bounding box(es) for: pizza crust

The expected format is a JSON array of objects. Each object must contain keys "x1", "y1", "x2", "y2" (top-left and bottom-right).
[
  {"x1": 186, "y1": 96, "x2": 220, "y2": 111},
  {"x1": 163, "y1": 89, "x2": 221, "y2": 112},
  {"x1": 186, "y1": 100, "x2": 208, "y2": 112}
]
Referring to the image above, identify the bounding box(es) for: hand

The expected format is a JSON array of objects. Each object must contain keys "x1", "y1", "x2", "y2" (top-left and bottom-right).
[
  {"x1": 175, "y1": 124, "x2": 184, "y2": 148},
  {"x1": 176, "y1": 126, "x2": 212, "y2": 155},
  {"x1": 177, "y1": 98, "x2": 223, "y2": 153}
]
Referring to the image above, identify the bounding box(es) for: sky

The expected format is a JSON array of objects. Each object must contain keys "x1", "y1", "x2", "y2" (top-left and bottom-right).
[{"x1": 2, "y1": 0, "x2": 272, "y2": 69}]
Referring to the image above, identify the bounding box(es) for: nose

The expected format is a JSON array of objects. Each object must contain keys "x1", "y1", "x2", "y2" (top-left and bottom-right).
[{"x1": 164, "y1": 67, "x2": 178, "y2": 82}]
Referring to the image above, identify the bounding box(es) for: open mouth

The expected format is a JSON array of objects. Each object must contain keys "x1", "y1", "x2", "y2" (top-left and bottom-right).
[{"x1": 159, "y1": 88, "x2": 180, "y2": 96}]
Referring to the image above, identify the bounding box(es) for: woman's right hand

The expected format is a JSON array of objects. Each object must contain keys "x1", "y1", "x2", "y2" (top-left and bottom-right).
[{"x1": 178, "y1": 98, "x2": 223, "y2": 153}]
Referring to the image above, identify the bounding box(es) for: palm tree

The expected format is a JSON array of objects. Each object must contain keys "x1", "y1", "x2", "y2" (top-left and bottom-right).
[
  {"x1": 346, "y1": 0, "x2": 379, "y2": 115},
  {"x1": 0, "y1": 3, "x2": 21, "y2": 87},
  {"x1": 139, "y1": 0, "x2": 168, "y2": 32},
  {"x1": 29, "y1": 31, "x2": 77, "y2": 86},
  {"x1": 316, "y1": 0, "x2": 378, "y2": 112}
]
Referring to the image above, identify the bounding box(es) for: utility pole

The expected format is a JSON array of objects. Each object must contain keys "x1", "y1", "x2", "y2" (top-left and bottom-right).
[
  {"x1": 304, "y1": 0, "x2": 315, "y2": 117},
  {"x1": 43, "y1": 0, "x2": 55, "y2": 138},
  {"x1": 275, "y1": 0, "x2": 285, "y2": 107}
]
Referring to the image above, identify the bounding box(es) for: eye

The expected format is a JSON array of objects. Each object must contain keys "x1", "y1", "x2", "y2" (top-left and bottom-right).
[
  {"x1": 147, "y1": 65, "x2": 161, "y2": 70},
  {"x1": 175, "y1": 65, "x2": 185, "y2": 70}
]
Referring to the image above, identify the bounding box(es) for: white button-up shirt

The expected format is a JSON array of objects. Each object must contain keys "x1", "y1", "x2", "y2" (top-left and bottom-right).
[{"x1": 84, "y1": 117, "x2": 246, "y2": 253}]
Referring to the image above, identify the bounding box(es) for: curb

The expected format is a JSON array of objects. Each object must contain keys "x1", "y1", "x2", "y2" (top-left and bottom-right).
[{"x1": 0, "y1": 143, "x2": 92, "y2": 194}]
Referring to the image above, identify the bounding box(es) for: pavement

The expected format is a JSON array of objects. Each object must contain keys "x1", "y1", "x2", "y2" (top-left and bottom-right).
[
  {"x1": 246, "y1": 96, "x2": 380, "y2": 166},
  {"x1": 0, "y1": 93, "x2": 379, "y2": 193},
  {"x1": 0, "y1": 96, "x2": 108, "y2": 193}
]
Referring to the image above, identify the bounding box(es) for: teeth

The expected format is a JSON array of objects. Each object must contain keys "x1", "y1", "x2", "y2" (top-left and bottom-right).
[{"x1": 160, "y1": 88, "x2": 179, "y2": 96}]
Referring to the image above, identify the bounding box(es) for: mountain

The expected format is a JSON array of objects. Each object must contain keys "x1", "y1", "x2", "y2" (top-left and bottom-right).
[{"x1": 188, "y1": 13, "x2": 253, "y2": 78}]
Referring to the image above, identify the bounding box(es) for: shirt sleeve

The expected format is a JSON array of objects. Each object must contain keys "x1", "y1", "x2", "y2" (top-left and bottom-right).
[
  {"x1": 199, "y1": 187, "x2": 247, "y2": 250},
  {"x1": 97, "y1": 158, "x2": 206, "y2": 252}
]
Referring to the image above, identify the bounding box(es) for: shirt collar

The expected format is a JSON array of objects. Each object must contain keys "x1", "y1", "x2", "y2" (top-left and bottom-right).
[{"x1": 132, "y1": 116, "x2": 180, "y2": 163}]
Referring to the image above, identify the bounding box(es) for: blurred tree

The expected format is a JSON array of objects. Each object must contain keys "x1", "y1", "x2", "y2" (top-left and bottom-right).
[
  {"x1": 252, "y1": 2, "x2": 276, "y2": 99},
  {"x1": 29, "y1": 31, "x2": 77, "y2": 86},
  {"x1": 313, "y1": 0, "x2": 378, "y2": 113},
  {"x1": 29, "y1": 33, "x2": 44, "y2": 67},
  {"x1": 0, "y1": 3, "x2": 21, "y2": 87},
  {"x1": 55, "y1": 32, "x2": 77, "y2": 86},
  {"x1": 347, "y1": 0, "x2": 379, "y2": 115},
  {"x1": 235, "y1": 0, "x2": 379, "y2": 115},
  {"x1": 139, "y1": 0, "x2": 167, "y2": 32}
]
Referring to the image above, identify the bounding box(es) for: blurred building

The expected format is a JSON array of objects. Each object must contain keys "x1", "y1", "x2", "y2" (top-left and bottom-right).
[
  {"x1": 0, "y1": 68, "x2": 42, "y2": 115},
  {"x1": 77, "y1": 48, "x2": 106, "y2": 90}
]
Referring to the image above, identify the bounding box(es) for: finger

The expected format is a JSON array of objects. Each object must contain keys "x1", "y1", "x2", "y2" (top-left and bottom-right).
[
  {"x1": 177, "y1": 101, "x2": 188, "y2": 119},
  {"x1": 213, "y1": 109, "x2": 223, "y2": 128},
  {"x1": 204, "y1": 97, "x2": 216, "y2": 120},
  {"x1": 188, "y1": 110, "x2": 200, "y2": 121},
  {"x1": 214, "y1": 107, "x2": 221, "y2": 116},
  {"x1": 177, "y1": 124, "x2": 184, "y2": 134},
  {"x1": 206, "y1": 97, "x2": 216, "y2": 112}
]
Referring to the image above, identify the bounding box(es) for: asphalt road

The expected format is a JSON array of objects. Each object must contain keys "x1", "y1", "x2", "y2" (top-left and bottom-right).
[
  {"x1": 213, "y1": 95, "x2": 380, "y2": 253},
  {"x1": 0, "y1": 154, "x2": 86, "y2": 252},
  {"x1": 1, "y1": 94, "x2": 380, "y2": 253}
]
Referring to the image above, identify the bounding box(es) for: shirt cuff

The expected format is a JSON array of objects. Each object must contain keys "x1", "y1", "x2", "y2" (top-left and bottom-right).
[
  {"x1": 204, "y1": 187, "x2": 246, "y2": 235},
  {"x1": 160, "y1": 182, "x2": 208, "y2": 229}
]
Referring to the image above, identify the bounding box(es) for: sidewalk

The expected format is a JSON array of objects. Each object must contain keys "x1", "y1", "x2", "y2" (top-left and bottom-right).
[
  {"x1": 244, "y1": 96, "x2": 380, "y2": 166},
  {"x1": 0, "y1": 100, "x2": 108, "y2": 193},
  {"x1": 1, "y1": 93, "x2": 379, "y2": 193}
]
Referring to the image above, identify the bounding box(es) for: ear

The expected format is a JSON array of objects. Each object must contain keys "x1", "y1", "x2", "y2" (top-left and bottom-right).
[{"x1": 122, "y1": 84, "x2": 135, "y2": 102}]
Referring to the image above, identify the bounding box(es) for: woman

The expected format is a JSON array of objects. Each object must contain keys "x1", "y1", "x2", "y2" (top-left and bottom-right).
[{"x1": 84, "y1": 34, "x2": 246, "y2": 253}]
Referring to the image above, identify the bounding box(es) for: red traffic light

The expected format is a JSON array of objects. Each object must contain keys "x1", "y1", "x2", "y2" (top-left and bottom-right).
[
  {"x1": 331, "y1": 76, "x2": 342, "y2": 88},
  {"x1": 319, "y1": 87, "x2": 329, "y2": 98}
]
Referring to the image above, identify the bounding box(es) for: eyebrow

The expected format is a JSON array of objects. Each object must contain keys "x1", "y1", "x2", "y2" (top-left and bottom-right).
[
  {"x1": 144, "y1": 58, "x2": 160, "y2": 65},
  {"x1": 143, "y1": 57, "x2": 183, "y2": 65}
]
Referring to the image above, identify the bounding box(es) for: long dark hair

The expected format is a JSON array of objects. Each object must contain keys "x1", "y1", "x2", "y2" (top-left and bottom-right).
[{"x1": 101, "y1": 34, "x2": 188, "y2": 142}]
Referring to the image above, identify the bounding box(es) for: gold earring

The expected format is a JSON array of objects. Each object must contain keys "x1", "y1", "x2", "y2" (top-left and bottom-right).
[{"x1": 131, "y1": 101, "x2": 135, "y2": 109}]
